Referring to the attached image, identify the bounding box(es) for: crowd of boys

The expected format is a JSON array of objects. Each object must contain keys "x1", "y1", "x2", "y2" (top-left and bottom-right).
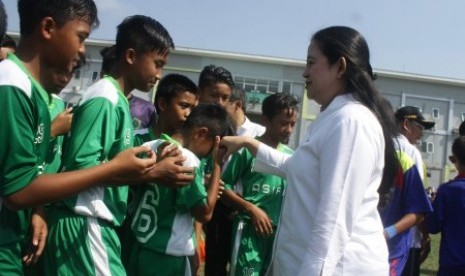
[{"x1": 1, "y1": 1, "x2": 465, "y2": 276}]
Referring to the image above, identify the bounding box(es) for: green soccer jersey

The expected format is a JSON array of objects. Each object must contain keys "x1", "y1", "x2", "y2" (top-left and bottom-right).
[
  {"x1": 58, "y1": 76, "x2": 134, "y2": 227},
  {"x1": 0, "y1": 54, "x2": 52, "y2": 246},
  {"x1": 130, "y1": 129, "x2": 207, "y2": 256},
  {"x1": 44, "y1": 94, "x2": 65, "y2": 174},
  {"x1": 222, "y1": 143, "x2": 293, "y2": 226}
]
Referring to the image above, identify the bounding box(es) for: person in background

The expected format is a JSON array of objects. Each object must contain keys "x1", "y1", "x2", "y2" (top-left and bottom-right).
[
  {"x1": 395, "y1": 105, "x2": 436, "y2": 276},
  {"x1": 222, "y1": 93, "x2": 298, "y2": 276},
  {"x1": 220, "y1": 26, "x2": 400, "y2": 275},
  {"x1": 428, "y1": 136, "x2": 465, "y2": 276},
  {"x1": 225, "y1": 86, "x2": 265, "y2": 138},
  {"x1": 0, "y1": 34, "x2": 16, "y2": 60}
]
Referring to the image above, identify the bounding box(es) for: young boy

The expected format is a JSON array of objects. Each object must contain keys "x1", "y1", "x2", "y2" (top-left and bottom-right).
[
  {"x1": 428, "y1": 136, "x2": 465, "y2": 275},
  {"x1": 43, "y1": 15, "x2": 193, "y2": 275},
  {"x1": 221, "y1": 93, "x2": 298, "y2": 276},
  {"x1": 127, "y1": 103, "x2": 229, "y2": 276},
  {"x1": 0, "y1": 1, "x2": 157, "y2": 274}
]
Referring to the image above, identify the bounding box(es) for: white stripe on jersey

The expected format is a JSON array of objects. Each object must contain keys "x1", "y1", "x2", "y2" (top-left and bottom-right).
[
  {"x1": 88, "y1": 217, "x2": 111, "y2": 276},
  {"x1": 79, "y1": 78, "x2": 119, "y2": 106},
  {"x1": 0, "y1": 59, "x2": 32, "y2": 98},
  {"x1": 230, "y1": 220, "x2": 245, "y2": 276}
]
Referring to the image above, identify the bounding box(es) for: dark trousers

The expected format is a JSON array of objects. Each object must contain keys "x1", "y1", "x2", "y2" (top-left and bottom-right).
[
  {"x1": 205, "y1": 201, "x2": 233, "y2": 276},
  {"x1": 402, "y1": 248, "x2": 421, "y2": 276}
]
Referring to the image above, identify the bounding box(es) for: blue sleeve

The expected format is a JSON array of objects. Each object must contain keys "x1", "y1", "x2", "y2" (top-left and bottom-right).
[
  {"x1": 427, "y1": 185, "x2": 445, "y2": 234},
  {"x1": 402, "y1": 165, "x2": 433, "y2": 214}
]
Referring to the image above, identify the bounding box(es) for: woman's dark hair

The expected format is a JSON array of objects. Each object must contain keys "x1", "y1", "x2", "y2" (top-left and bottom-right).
[
  {"x1": 115, "y1": 15, "x2": 174, "y2": 59},
  {"x1": 312, "y1": 26, "x2": 399, "y2": 198},
  {"x1": 18, "y1": 0, "x2": 99, "y2": 36}
]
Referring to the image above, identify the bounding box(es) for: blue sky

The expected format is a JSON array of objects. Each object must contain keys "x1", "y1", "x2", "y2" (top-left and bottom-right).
[{"x1": 4, "y1": 0, "x2": 465, "y2": 80}]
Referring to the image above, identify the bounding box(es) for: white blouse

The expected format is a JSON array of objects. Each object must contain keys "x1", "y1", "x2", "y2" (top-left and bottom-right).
[{"x1": 255, "y1": 94, "x2": 389, "y2": 275}]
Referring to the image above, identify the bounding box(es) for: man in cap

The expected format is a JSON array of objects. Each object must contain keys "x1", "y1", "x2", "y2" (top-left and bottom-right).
[{"x1": 395, "y1": 106, "x2": 435, "y2": 276}]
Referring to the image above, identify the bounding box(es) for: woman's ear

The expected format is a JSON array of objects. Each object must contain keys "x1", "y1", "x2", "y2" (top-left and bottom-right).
[{"x1": 336, "y1": 56, "x2": 347, "y2": 79}]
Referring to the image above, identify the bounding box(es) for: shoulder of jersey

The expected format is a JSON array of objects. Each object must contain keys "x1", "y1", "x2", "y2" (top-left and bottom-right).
[
  {"x1": 79, "y1": 78, "x2": 119, "y2": 106},
  {"x1": 0, "y1": 59, "x2": 33, "y2": 98},
  {"x1": 180, "y1": 148, "x2": 200, "y2": 167}
]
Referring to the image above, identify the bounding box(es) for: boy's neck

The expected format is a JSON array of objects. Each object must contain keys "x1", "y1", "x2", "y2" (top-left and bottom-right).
[
  {"x1": 15, "y1": 39, "x2": 42, "y2": 85},
  {"x1": 152, "y1": 116, "x2": 181, "y2": 141},
  {"x1": 110, "y1": 67, "x2": 133, "y2": 96},
  {"x1": 258, "y1": 132, "x2": 280, "y2": 149}
]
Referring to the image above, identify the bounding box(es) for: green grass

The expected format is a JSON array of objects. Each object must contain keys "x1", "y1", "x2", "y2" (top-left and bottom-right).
[{"x1": 420, "y1": 234, "x2": 440, "y2": 276}]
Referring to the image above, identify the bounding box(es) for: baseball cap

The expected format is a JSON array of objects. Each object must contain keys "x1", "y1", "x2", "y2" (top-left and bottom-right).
[{"x1": 395, "y1": 106, "x2": 435, "y2": 130}]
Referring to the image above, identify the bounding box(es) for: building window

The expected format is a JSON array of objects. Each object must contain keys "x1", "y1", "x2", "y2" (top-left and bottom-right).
[
  {"x1": 432, "y1": 108, "x2": 439, "y2": 119},
  {"x1": 461, "y1": 112, "x2": 465, "y2": 121},
  {"x1": 74, "y1": 69, "x2": 80, "y2": 79},
  {"x1": 421, "y1": 141, "x2": 434, "y2": 153},
  {"x1": 91, "y1": 71, "x2": 99, "y2": 81}
]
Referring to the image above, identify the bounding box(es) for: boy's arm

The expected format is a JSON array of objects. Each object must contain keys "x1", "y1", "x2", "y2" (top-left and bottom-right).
[
  {"x1": 383, "y1": 213, "x2": 424, "y2": 239},
  {"x1": 4, "y1": 145, "x2": 157, "y2": 210},
  {"x1": 191, "y1": 137, "x2": 223, "y2": 223},
  {"x1": 222, "y1": 189, "x2": 273, "y2": 236}
]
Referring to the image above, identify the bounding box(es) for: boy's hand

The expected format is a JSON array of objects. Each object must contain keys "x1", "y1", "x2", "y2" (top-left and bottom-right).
[
  {"x1": 213, "y1": 136, "x2": 227, "y2": 167},
  {"x1": 146, "y1": 155, "x2": 194, "y2": 188},
  {"x1": 111, "y1": 146, "x2": 157, "y2": 180},
  {"x1": 23, "y1": 207, "x2": 47, "y2": 265},
  {"x1": 50, "y1": 108, "x2": 73, "y2": 138},
  {"x1": 248, "y1": 205, "x2": 273, "y2": 237},
  {"x1": 219, "y1": 136, "x2": 246, "y2": 163}
]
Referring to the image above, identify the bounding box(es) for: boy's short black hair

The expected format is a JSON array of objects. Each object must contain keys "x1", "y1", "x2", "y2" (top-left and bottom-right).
[
  {"x1": 0, "y1": 1, "x2": 6, "y2": 41},
  {"x1": 183, "y1": 103, "x2": 231, "y2": 139},
  {"x1": 262, "y1": 93, "x2": 299, "y2": 120},
  {"x1": 452, "y1": 136, "x2": 465, "y2": 164},
  {"x1": 115, "y1": 15, "x2": 174, "y2": 59},
  {"x1": 1, "y1": 34, "x2": 16, "y2": 49},
  {"x1": 198, "y1": 65, "x2": 234, "y2": 90},
  {"x1": 154, "y1": 74, "x2": 198, "y2": 111},
  {"x1": 18, "y1": 0, "x2": 99, "y2": 36},
  {"x1": 100, "y1": 45, "x2": 115, "y2": 75}
]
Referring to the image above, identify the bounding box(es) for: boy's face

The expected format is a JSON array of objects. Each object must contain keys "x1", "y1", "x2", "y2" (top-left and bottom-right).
[
  {"x1": 263, "y1": 108, "x2": 298, "y2": 144},
  {"x1": 159, "y1": 91, "x2": 197, "y2": 132},
  {"x1": 198, "y1": 83, "x2": 232, "y2": 108},
  {"x1": 183, "y1": 127, "x2": 214, "y2": 158},
  {"x1": 130, "y1": 50, "x2": 168, "y2": 92},
  {"x1": 43, "y1": 19, "x2": 89, "y2": 92}
]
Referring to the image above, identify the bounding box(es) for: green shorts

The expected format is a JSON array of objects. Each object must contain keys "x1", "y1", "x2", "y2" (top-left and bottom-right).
[
  {"x1": 126, "y1": 243, "x2": 190, "y2": 276},
  {"x1": 43, "y1": 207, "x2": 126, "y2": 276},
  {"x1": 230, "y1": 219, "x2": 276, "y2": 276},
  {"x1": 0, "y1": 241, "x2": 23, "y2": 275}
]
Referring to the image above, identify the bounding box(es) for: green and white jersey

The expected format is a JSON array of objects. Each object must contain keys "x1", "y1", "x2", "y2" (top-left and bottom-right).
[
  {"x1": 222, "y1": 143, "x2": 293, "y2": 226},
  {"x1": 58, "y1": 76, "x2": 134, "y2": 227},
  {"x1": 130, "y1": 130, "x2": 207, "y2": 256},
  {"x1": 44, "y1": 94, "x2": 65, "y2": 174},
  {"x1": 0, "y1": 54, "x2": 52, "y2": 245}
]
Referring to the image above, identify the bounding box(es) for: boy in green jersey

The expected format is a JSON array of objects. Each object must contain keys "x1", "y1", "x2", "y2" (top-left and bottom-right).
[
  {"x1": 222, "y1": 93, "x2": 299, "y2": 276},
  {"x1": 0, "y1": 1, "x2": 130, "y2": 274},
  {"x1": 127, "y1": 75, "x2": 230, "y2": 275},
  {"x1": 43, "y1": 16, "x2": 195, "y2": 275}
]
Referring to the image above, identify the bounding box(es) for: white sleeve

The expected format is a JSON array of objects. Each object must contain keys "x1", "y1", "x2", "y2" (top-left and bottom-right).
[
  {"x1": 252, "y1": 143, "x2": 290, "y2": 178},
  {"x1": 297, "y1": 117, "x2": 383, "y2": 275}
]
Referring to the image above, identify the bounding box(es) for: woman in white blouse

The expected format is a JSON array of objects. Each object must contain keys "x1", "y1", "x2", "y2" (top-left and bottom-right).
[{"x1": 220, "y1": 26, "x2": 399, "y2": 275}]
